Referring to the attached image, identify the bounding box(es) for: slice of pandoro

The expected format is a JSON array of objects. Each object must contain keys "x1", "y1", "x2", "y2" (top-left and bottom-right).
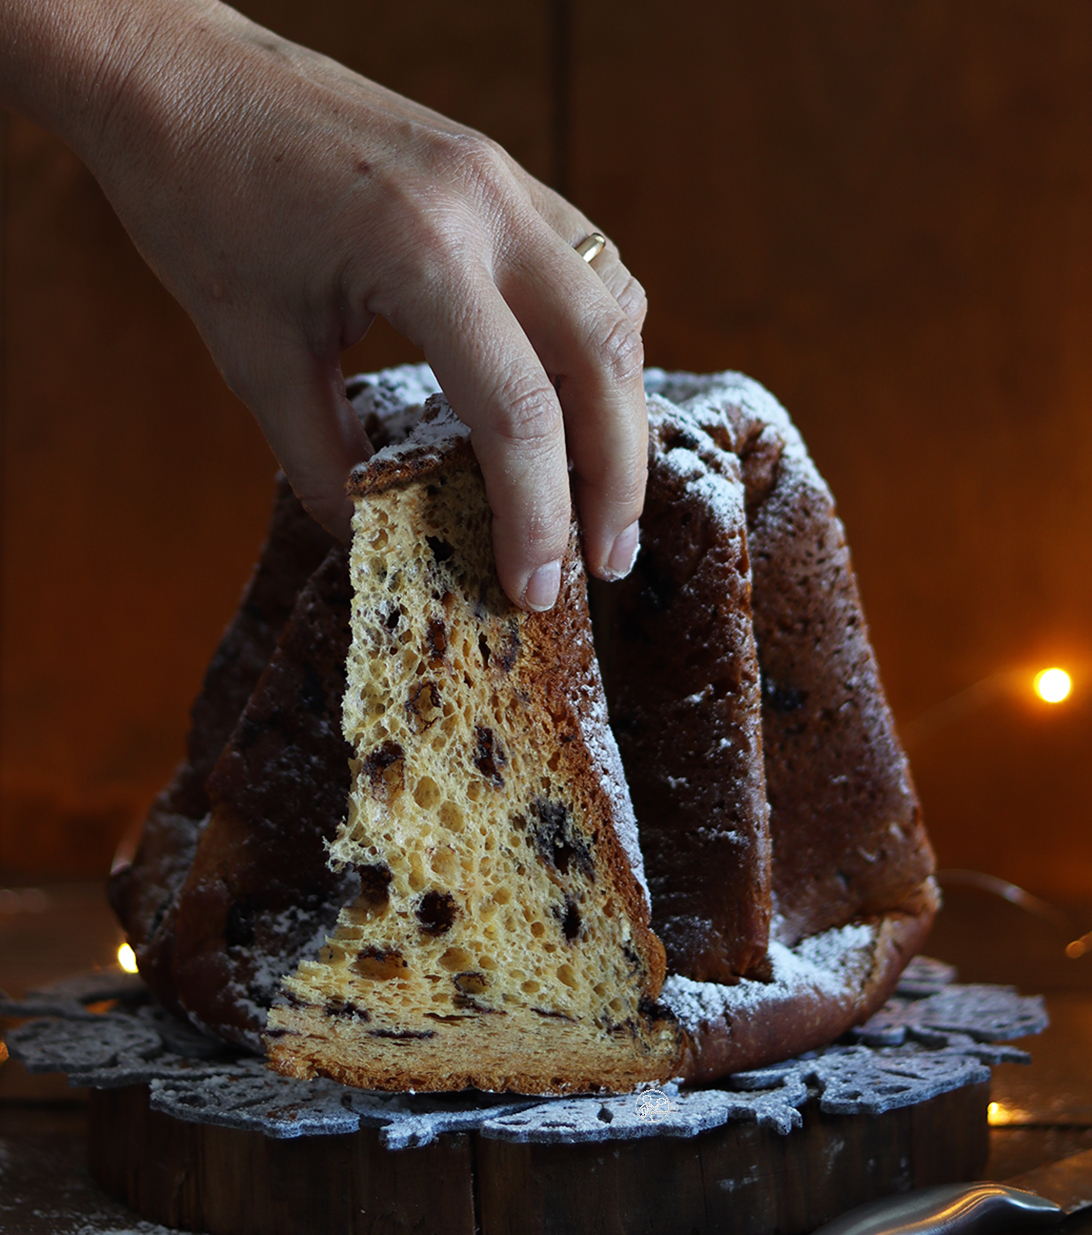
[
  {"x1": 598, "y1": 401, "x2": 771, "y2": 984},
  {"x1": 265, "y1": 399, "x2": 681, "y2": 1094}
]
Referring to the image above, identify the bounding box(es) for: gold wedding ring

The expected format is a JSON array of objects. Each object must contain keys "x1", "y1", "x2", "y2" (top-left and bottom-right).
[{"x1": 575, "y1": 232, "x2": 607, "y2": 263}]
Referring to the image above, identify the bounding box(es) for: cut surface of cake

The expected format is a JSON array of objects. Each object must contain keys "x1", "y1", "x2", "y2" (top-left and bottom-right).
[
  {"x1": 264, "y1": 403, "x2": 680, "y2": 1094},
  {"x1": 108, "y1": 366, "x2": 439, "y2": 1023}
]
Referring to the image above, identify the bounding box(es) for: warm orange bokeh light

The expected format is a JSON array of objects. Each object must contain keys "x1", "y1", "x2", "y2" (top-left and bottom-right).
[
  {"x1": 1034, "y1": 667, "x2": 1072, "y2": 703},
  {"x1": 117, "y1": 942, "x2": 138, "y2": 973}
]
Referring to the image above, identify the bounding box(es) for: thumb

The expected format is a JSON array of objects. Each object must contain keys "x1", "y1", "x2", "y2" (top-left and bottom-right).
[{"x1": 233, "y1": 343, "x2": 374, "y2": 540}]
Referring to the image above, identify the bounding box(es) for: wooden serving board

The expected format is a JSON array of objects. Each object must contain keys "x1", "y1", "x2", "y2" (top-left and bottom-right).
[{"x1": 89, "y1": 1079, "x2": 989, "y2": 1235}]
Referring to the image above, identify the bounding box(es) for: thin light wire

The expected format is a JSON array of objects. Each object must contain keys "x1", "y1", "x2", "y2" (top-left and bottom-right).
[{"x1": 936, "y1": 869, "x2": 1090, "y2": 959}]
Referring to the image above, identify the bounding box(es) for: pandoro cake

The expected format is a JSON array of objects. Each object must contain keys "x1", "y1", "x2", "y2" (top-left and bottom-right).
[{"x1": 110, "y1": 365, "x2": 936, "y2": 1094}]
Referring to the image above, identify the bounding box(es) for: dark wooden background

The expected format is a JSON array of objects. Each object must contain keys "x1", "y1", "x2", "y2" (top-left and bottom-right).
[{"x1": 2, "y1": 1, "x2": 1091, "y2": 902}]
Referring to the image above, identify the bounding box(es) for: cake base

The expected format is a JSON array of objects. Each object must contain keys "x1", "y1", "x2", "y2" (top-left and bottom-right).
[{"x1": 89, "y1": 1079, "x2": 989, "y2": 1235}]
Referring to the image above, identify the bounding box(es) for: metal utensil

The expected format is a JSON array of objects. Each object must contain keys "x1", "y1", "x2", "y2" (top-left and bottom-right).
[{"x1": 810, "y1": 1146, "x2": 1092, "y2": 1235}]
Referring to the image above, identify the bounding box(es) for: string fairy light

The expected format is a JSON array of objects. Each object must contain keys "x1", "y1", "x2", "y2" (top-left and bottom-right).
[
  {"x1": 117, "y1": 942, "x2": 138, "y2": 974},
  {"x1": 901, "y1": 661, "x2": 1077, "y2": 747},
  {"x1": 1034, "y1": 667, "x2": 1072, "y2": 703}
]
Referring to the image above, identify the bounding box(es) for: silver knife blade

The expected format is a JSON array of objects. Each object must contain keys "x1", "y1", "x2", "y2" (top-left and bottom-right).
[
  {"x1": 809, "y1": 1182, "x2": 1063, "y2": 1235},
  {"x1": 810, "y1": 1136, "x2": 1092, "y2": 1235},
  {"x1": 810, "y1": 1146, "x2": 1092, "y2": 1235},
  {"x1": 1006, "y1": 1147, "x2": 1092, "y2": 1215},
  {"x1": 808, "y1": 1147, "x2": 1092, "y2": 1235}
]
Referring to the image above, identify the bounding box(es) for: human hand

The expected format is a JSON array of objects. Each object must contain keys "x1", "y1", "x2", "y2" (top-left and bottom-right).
[{"x1": 5, "y1": 0, "x2": 648, "y2": 610}]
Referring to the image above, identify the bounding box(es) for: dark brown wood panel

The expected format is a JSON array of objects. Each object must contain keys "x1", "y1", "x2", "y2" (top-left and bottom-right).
[
  {"x1": 0, "y1": 112, "x2": 276, "y2": 877},
  {"x1": 569, "y1": 1, "x2": 1092, "y2": 899},
  {"x1": 0, "y1": 1, "x2": 554, "y2": 877},
  {"x1": 6, "y1": 0, "x2": 1092, "y2": 899}
]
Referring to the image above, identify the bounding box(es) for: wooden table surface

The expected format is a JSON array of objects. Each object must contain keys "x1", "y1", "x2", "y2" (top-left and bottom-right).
[{"x1": 3, "y1": 879, "x2": 1092, "y2": 1234}]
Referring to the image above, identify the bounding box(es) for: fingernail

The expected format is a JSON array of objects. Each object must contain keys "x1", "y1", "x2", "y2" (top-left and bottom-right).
[
  {"x1": 523, "y1": 561, "x2": 561, "y2": 611},
  {"x1": 604, "y1": 521, "x2": 640, "y2": 580}
]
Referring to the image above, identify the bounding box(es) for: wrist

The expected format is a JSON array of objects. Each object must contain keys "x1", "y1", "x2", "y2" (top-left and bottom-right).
[{"x1": 0, "y1": 0, "x2": 247, "y2": 172}]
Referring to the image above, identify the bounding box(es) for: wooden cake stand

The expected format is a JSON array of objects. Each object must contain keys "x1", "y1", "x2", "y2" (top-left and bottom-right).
[{"x1": 87, "y1": 1079, "x2": 988, "y2": 1235}]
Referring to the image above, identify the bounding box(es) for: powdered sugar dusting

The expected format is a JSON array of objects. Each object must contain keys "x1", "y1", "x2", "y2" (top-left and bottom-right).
[
  {"x1": 661, "y1": 921, "x2": 879, "y2": 1033},
  {"x1": 645, "y1": 369, "x2": 828, "y2": 527},
  {"x1": 570, "y1": 591, "x2": 650, "y2": 905},
  {"x1": 358, "y1": 393, "x2": 470, "y2": 474},
  {"x1": 347, "y1": 361, "x2": 439, "y2": 442}
]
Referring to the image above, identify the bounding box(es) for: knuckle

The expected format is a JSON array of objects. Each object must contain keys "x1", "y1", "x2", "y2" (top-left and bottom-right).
[
  {"x1": 617, "y1": 273, "x2": 648, "y2": 326},
  {"x1": 459, "y1": 133, "x2": 509, "y2": 181},
  {"x1": 591, "y1": 313, "x2": 645, "y2": 389},
  {"x1": 491, "y1": 377, "x2": 562, "y2": 449},
  {"x1": 453, "y1": 134, "x2": 524, "y2": 218}
]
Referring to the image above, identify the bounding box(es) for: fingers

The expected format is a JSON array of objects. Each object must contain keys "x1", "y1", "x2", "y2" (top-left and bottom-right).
[
  {"x1": 497, "y1": 225, "x2": 649, "y2": 584},
  {"x1": 407, "y1": 271, "x2": 573, "y2": 611},
  {"x1": 525, "y1": 182, "x2": 649, "y2": 330},
  {"x1": 222, "y1": 329, "x2": 374, "y2": 539},
  {"x1": 392, "y1": 199, "x2": 647, "y2": 608}
]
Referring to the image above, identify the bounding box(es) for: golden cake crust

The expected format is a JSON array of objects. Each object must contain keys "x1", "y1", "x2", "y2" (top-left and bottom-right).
[
  {"x1": 600, "y1": 404, "x2": 771, "y2": 983},
  {"x1": 642, "y1": 370, "x2": 934, "y2": 947}
]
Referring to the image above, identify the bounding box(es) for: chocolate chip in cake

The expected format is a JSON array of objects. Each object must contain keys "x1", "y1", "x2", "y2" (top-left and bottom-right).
[
  {"x1": 405, "y1": 683, "x2": 442, "y2": 733},
  {"x1": 416, "y1": 890, "x2": 458, "y2": 936},
  {"x1": 528, "y1": 798, "x2": 594, "y2": 880},
  {"x1": 367, "y1": 1027, "x2": 436, "y2": 1040},
  {"x1": 426, "y1": 619, "x2": 447, "y2": 662},
  {"x1": 473, "y1": 726, "x2": 506, "y2": 787},
  {"x1": 357, "y1": 863, "x2": 392, "y2": 911},
  {"x1": 362, "y1": 741, "x2": 405, "y2": 801},
  {"x1": 554, "y1": 895, "x2": 582, "y2": 942},
  {"x1": 328, "y1": 997, "x2": 371, "y2": 1022},
  {"x1": 531, "y1": 1006, "x2": 577, "y2": 1022},
  {"x1": 496, "y1": 620, "x2": 521, "y2": 672}
]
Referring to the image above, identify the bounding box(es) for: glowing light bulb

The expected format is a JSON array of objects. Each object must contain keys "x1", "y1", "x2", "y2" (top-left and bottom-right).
[
  {"x1": 1034, "y1": 667, "x2": 1072, "y2": 703},
  {"x1": 117, "y1": 942, "x2": 138, "y2": 974}
]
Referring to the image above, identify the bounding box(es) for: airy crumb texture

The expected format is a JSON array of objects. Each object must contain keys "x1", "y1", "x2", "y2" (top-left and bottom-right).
[{"x1": 266, "y1": 443, "x2": 680, "y2": 1094}]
